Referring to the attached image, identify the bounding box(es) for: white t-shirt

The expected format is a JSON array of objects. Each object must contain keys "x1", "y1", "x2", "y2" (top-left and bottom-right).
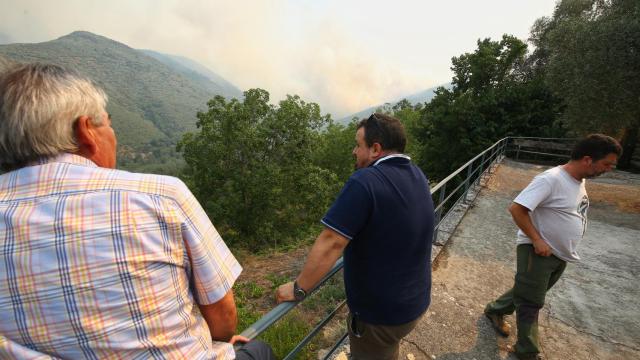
[{"x1": 514, "y1": 166, "x2": 588, "y2": 262}]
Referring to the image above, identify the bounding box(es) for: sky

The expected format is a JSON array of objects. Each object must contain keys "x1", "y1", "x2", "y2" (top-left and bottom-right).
[{"x1": 0, "y1": 0, "x2": 558, "y2": 118}]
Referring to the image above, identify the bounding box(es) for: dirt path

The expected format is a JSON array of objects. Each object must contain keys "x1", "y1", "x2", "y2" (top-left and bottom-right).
[{"x1": 399, "y1": 159, "x2": 640, "y2": 360}]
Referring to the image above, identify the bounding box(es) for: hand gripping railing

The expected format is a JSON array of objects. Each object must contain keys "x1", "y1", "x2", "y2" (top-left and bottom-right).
[
  {"x1": 238, "y1": 136, "x2": 571, "y2": 359},
  {"x1": 237, "y1": 258, "x2": 344, "y2": 342}
]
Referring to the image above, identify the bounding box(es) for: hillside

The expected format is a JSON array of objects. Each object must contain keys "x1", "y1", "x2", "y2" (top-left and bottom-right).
[
  {"x1": 338, "y1": 85, "x2": 447, "y2": 124},
  {"x1": 141, "y1": 50, "x2": 243, "y2": 100},
  {"x1": 0, "y1": 31, "x2": 242, "y2": 173}
]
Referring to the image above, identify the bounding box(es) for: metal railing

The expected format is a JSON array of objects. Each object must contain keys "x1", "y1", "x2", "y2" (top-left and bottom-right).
[
  {"x1": 238, "y1": 136, "x2": 572, "y2": 359},
  {"x1": 431, "y1": 138, "x2": 508, "y2": 244},
  {"x1": 509, "y1": 137, "x2": 577, "y2": 161}
]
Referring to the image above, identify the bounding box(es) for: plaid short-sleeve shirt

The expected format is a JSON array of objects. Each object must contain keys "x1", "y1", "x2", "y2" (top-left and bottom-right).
[{"x1": 0, "y1": 153, "x2": 242, "y2": 359}]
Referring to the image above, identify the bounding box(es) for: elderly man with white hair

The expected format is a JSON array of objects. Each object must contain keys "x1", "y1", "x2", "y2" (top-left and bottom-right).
[{"x1": 0, "y1": 63, "x2": 274, "y2": 360}]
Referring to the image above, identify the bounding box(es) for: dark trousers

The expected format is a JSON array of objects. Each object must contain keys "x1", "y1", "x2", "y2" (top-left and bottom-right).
[
  {"x1": 485, "y1": 244, "x2": 566, "y2": 356},
  {"x1": 235, "y1": 340, "x2": 276, "y2": 360},
  {"x1": 347, "y1": 312, "x2": 423, "y2": 360}
]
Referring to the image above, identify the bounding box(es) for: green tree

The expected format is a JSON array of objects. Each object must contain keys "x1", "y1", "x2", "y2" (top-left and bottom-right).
[
  {"x1": 313, "y1": 119, "x2": 357, "y2": 184},
  {"x1": 533, "y1": 0, "x2": 639, "y2": 168},
  {"x1": 178, "y1": 89, "x2": 340, "y2": 250},
  {"x1": 414, "y1": 35, "x2": 564, "y2": 180},
  {"x1": 367, "y1": 99, "x2": 425, "y2": 164},
  {"x1": 390, "y1": 99, "x2": 424, "y2": 164}
]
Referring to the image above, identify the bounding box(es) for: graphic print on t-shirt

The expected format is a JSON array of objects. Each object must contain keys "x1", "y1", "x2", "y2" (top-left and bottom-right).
[{"x1": 578, "y1": 194, "x2": 589, "y2": 236}]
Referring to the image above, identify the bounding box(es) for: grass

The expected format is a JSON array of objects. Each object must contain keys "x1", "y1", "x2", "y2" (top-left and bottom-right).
[
  {"x1": 234, "y1": 279, "x2": 315, "y2": 358},
  {"x1": 234, "y1": 271, "x2": 347, "y2": 359},
  {"x1": 300, "y1": 276, "x2": 345, "y2": 313},
  {"x1": 236, "y1": 281, "x2": 265, "y2": 299},
  {"x1": 265, "y1": 273, "x2": 290, "y2": 290}
]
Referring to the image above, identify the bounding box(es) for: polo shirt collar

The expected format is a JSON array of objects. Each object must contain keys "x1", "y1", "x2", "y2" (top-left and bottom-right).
[{"x1": 372, "y1": 153, "x2": 411, "y2": 167}]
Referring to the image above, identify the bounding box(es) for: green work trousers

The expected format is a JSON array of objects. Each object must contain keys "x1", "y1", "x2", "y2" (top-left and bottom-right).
[{"x1": 485, "y1": 244, "x2": 567, "y2": 356}]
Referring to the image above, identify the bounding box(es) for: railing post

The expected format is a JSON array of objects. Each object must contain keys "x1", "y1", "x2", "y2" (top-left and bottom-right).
[
  {"x1": 501, "y1": 139, "x2": 507, "y2": 159},
  {"x1": 433, "y1": 183, "x2": 447, "y2": 245},
  {"x1": 463, "y1": 160, "x2": 473, "y2": 203},
  {"x1": 477, "y1": 153, "x2": 486, "y2": 186},
  {"x1": 488, "y1": 147, "x2": 496, "y2": 174},
  {"x1": 284, "y1": 300, "x2": 347, "y2": 360}
]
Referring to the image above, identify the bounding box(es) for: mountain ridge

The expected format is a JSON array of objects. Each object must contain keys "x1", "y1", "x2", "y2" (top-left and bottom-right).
[
  {"x1": 141, "y1": 49, "x2": 242, "y2": 100},
  {"x1": 0, "y1": 31, "x2": 242, "y2": 172},
  {"x1": 338, "y1": 84, "x2": 449, "y2": 123}
]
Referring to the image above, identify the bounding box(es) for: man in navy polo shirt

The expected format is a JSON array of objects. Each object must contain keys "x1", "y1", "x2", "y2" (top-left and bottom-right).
[{"x1": 276, "y1": 113, "x2": 435, "y2": 359}]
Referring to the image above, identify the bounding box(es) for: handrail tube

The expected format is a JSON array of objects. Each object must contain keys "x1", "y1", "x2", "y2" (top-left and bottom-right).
[
  {"x1": 460, "y1": 150, "x2": 504, "y2": 212},
  {"x1": 479, "y1": 151, "x2": 500, "y2": 175},
  {"x1": 472, "y1": 151, "x2": 498, "y2": 177},
  {"x1": 283, "y1": 300, "x2": 347, "y2": 360},
  {"x1": 431, "y1": 138, "x2": 508, "y2": 193},
  {"x1": 489, "y1": 147, "x2": 496, "y2": 170},
  {"x1": 433, "y1": 150, "x2": 501, "y2": 213},
  {"x1": 435, "y1": 190, "x2": 474, "y2": 232},
  {"x1": 515, "y1": 149, "x2": 571, "y2": 158},
  {"x1": 432, "y1": 182, "x2": 447, "y2": 242},
  {"x1": 322, "y1": 332, "x2": 349, "y2": 360},
  {"x1": 463, "y1": 161, "x2": 473, "y2": 196},
  {"x1": 238, "y1": 258, "x2": 344, "y2": 340},
  {"x1": 463, "y1": 158, "x2": 488, "y2": 191},
  {"x1": 510, "y1": 137, "x2": 578, "y2": 141},
  {"x1": 480, "y1": 153, "x2": 497, "y2": 172},
  {"x1": 467, "y1": 163, "x2": 483, "y2": 181},
  {"x1": 431, "y1": 136, "x2": 556, "y2": 193},
  {"x1": 434, "y1": 191, "x2": 466, "y2": 233},
  {"x1": 433, "y1": 178, "x2": 469, "y2": 213},
  {"x1": 477, "y1": 153, "x2": 486, "y2": 186},
  {"x1": 437, "y1": 182, "x2": 447, "y2": 211}
]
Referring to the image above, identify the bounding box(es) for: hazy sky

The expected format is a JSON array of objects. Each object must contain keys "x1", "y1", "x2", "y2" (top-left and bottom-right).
[{"x1": 0, "y1": 0, "x2": 558, "y2": 118}]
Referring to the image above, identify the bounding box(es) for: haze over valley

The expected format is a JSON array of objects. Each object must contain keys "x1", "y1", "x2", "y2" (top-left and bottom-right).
[{"x1": 0, "y1": 31, "x2": 443, "y2": 172}]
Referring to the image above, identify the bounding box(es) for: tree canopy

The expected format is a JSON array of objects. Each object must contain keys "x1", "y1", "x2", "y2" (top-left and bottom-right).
[
  {"x1": 532, "y1": 0, "x2": 639, "y2": 167},
  {"x1": 177, "y1": 0, "x2": 639, "y2": 252},
  {"x1": 414, "y1": 35, "x2": 564, "y2": 180},
  {"x1": 178, "y1": 89, "x2": 352, "y2": 250}
]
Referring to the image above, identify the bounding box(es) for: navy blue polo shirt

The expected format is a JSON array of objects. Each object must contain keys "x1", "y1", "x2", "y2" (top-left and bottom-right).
[{"x1": 321, "y1": 155, "x2": 434, "y2": 325}]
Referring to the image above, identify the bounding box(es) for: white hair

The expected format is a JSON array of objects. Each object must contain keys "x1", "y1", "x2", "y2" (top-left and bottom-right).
[{"x1": 0, "y1": 63, "x2": 108, "y2": 170}]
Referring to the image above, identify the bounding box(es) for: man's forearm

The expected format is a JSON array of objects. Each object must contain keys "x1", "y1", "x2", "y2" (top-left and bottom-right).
[
  {"x1": 510, "y1": 202, "x2": 553, "y2": 256},
  {"x1": 198, "y1": 290, "x2": 238, "y2": 342},
  {"x1": 509, "y1": 203, "x2": 543, "y2": 243},
  {"x1": 275, "y1": 228, "x2": 349, "y2": 303},
  {"x1": 296, "y1": 228, "x2": 348, "y2": 291}
]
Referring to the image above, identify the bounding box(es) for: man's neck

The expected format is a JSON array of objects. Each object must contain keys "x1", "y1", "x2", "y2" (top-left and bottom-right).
[
  {"x1": 562, "y1": 162, "x2": 584, "y2": 181},
  {"x1": 367, "y1": 151, "x2": 409, "y2": 166},
  {"x1": 374, "y1": 151, "x2": 399, "y2": 160}
]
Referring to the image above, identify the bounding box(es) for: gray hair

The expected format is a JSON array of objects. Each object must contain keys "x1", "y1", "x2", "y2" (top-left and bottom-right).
[{"x1": 0, "y1": 63, "x2": 108, "y2": 171}]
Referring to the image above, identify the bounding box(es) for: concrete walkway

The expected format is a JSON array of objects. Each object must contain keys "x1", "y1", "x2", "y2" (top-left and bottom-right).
[{"x1": 398, "y1": 159, "x2": 640, "y2": 360}]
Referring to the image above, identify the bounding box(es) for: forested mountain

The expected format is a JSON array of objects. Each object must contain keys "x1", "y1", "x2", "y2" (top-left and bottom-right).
[
  {"x1": 338, "y1": 85, "x2": 445, "y2": 123},
  {"x1": 0, "y1": 31, "x2": 242, "y2": 173},
  {"x1": 141, "y1": 50, "x2": 243, "y2": 100}
]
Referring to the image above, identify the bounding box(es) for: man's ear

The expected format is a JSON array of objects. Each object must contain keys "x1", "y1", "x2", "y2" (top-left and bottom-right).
[
  {"x1": 371, "y1": 142, "x2": 383, "y2": 157},
  {"x1": 74, "y1": 115, "x2": 97, "y2": 157}
]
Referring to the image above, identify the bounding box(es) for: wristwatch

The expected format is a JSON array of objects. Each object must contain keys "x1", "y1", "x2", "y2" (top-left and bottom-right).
[{"x1": 293, "y1": 280, "x2": 307, "y2": 301}]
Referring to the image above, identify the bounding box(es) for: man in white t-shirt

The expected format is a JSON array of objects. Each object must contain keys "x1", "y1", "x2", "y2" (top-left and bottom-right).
[{"x1": 484, "y1": 134, "x2": 622, "y2": 360}]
